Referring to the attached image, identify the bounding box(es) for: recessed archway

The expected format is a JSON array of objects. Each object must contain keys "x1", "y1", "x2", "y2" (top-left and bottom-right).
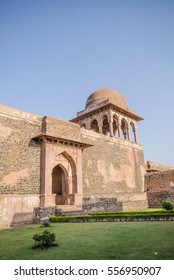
[
  {"x1": 52, "y1": 152, "x2": 77, "y2": 205},
  {"x1": 52, "y1": 164, "x2": 68, "y2": 204}
]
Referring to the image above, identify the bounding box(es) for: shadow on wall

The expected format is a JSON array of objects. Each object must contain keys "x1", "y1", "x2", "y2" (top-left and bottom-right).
[
  {"x1": 10, "y1": 212, "x2": 34, "y2": 227},
  {"x1": 28, "y1": 139, "x2": 40, "y2": 147}
]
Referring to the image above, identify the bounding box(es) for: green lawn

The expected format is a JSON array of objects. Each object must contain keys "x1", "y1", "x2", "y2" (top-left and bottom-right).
[{"x1": 0, "y1": 221, "x2": 174, "y2": 260}]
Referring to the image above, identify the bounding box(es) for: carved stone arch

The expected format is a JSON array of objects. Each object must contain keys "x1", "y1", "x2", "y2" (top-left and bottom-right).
[
  {"x1": 113, "y1": 114, "x2": 119, "y2": 136},
  {"x1": 130, "y1": 121, "x2": 137, "y2": 142},
  {"x1": 100, "y1": 111, "x2": 109, "y2": 121},
  {"x1": 90, "y1": 118, "x2": 99, "y2": 132},
  {"x1": 130, "y1": 121, "x2": 135, "y2": 132},
  {"x1": 81, "y1": 123, "x2": 86, "y2": 129},
  {"x1": 52, "y1": 151, "x2": 77, "y2": 205},
  {"x1": 121, "y1": 118, "x2": 128, "y2": 139},
  {"x1": 52, "y1": 163, "x2": 68, "y2": 195},
  {"x1": 102, "y1": 114, "x2": 110, "y2": 136},
  {"x1": 61, "y1": 151, "x2": 76, "y2": 176}
]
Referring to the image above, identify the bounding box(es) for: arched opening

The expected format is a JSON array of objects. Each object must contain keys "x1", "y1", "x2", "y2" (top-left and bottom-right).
[
  {"x1": 81, "y1": 123, "x2": 86, "y2": 129},
  {"x1": 102, "y1": 115, "x2": 110, "y2": 136},
  {"x1": 121, "y1": 118, "x2": 128, "y2": 140},
  {"x1": 130, "y1": 121, "x2": 136, "y2": 142},
  {"x1": 52, "y1": 164, "x2": 68, "y2": 205},
  {"x1": 90, "y1": 119, "x2": 99, "y2": 132},
  {"x1": 113, "y1": 114, "x2": 119, "y2": 137}
]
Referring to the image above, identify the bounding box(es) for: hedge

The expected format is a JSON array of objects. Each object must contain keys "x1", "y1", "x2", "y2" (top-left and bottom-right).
[{"x1": 49, "y1": 211, "x2": 174, "y2": 223}]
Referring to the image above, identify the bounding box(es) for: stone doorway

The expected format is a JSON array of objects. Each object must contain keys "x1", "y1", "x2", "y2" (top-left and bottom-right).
[{"x1": 52, "y1": 164, "x2": 69, "y2": 205}]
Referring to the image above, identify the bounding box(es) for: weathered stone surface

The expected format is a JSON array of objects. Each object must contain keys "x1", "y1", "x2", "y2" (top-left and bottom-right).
[
  {"x1": 147, "y1": 191, "x2": 174, "y2": 208},
  {"x1": 0, "y1": 105, "x2": 41, "y2": 195},
  {"x1": 81, "y1": 130, "x2": 147, "y2": 211},
  {"x1": 145, "y1": 170, "x2": 174, "y2": 192},
  {"x1": 33, "y1": 206, "x2": 56, "y2": 223},
  {"x1": 0, "y1": 194, "x2": 40, "y2": 228}
]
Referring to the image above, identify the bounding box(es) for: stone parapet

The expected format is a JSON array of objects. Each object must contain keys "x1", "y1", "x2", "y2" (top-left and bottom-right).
[{"x1": 42, "y1": 116, "x2": 81, "y2": 142}]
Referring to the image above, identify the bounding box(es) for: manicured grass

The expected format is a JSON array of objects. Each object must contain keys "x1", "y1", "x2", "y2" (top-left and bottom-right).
[{"x1": 0, "y1": 221, "x2": 174, "y2": 260}]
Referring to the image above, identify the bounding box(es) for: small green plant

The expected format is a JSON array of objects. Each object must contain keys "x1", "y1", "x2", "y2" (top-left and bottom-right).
[
  {"x1": 162, "y1": 200, "x2": 174, "y2": 210},
  {"x1": 40, "y1": 220, "x2": 51, "y2": 227},
  {"x1": 32, "y1": 230, "x2": 58, "y2": 249}
]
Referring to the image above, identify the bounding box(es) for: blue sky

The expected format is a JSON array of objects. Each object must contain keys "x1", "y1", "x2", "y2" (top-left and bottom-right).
[{"x1": 1, "y1": 0, "x2": 174, "y2": 166}]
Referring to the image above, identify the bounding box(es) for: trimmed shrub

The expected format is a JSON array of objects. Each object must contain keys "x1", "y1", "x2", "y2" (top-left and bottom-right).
[
  {"x1": 49, "y1": 211, "x2": 174, "y2": 223},
  {"x1": 162, "y1": 200, "x2": 174, "y2": 210},
  {"x1": 32, "y1": 230, "x2": 58, "y2": 249}
]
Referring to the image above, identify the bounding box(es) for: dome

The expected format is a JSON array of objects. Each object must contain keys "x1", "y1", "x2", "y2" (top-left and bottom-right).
[{"x1": 85, "y1": 88, "x2": 127, "y2": 109}]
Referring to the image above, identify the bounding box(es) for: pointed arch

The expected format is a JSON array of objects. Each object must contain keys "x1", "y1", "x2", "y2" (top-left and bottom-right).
[
  {"x1": 52, "y1": 164, "x2": 68, "y2": 195},
  {"x1": 102, "y1": 115, "x2": 110, "y2": 136},
  {"x1": 90, "y1": 119, "x2": 99, "y2": 132},
  {"x1": 130, "y1": 121, "x2": 137, "y2": 142},
  {"x1": 113, "y1": 114, "x2": 119, "y2": 137},
  {"x1": 121, "y1": 118, "x2": 128, "y2": 140},
  {"x1": 52, "y1": 151, "x2": 77, "y2": 204},
  {"x1": 61, "y1": 151, "x2": 76, "y2": 176},
  {"x1": 81, "y1": 123, "x2": 86, "y2": 129}
]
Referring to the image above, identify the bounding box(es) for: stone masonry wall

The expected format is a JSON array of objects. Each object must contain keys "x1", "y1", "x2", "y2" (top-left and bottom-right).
[
  {"x1": 0, "y1": 105, "x2": 42, "y2": 194},
  {"x1": 0, "y1": 194, "x2": 40, "y2": 228},
  {"x1": 42, "y1": 116, "x2": 81, "y2": 142},
  {"x1": 145, "y1": 169, "x2": 174, "y2": 208},
  {"x1": 147, "y1": 191, "x2": 174, "y2": 208},
  {"x1": 81, "y1": 129, "x2": 147, "y2": 211},
  {"x1": 145, "y1": 169, "x2": 174, "y2": 192}
]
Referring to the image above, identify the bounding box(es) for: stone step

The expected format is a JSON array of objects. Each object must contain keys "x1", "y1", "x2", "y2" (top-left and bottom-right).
[
  {"x1": 57, "y1": 205, "x2": 82, "y2": 210},
  {"x1": 55, "y1": 205, "x2": 88, "y2": 216},
  {"x1": 58, "y1": 210, "x2": 88, "y2": 216}
]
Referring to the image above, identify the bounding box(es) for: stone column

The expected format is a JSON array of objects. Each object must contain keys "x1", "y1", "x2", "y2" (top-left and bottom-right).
[
  {"x1": 86, "y1": 119, "x2": 91, "y2": 130},
  {"x1": 127, "y1": 127, "x2": 130, "y2": 141},
  {"x1": 73, "y1": 149, "x2": 83, "y2": 206},
  {"x1": 108, "y1": 110, "x2": 113, "y2": 137},
  {"x1": 109, "y1": 121, "x2": 114, "y2": 137},
  {"x1": 134, "y1": 130, "x2": 138, "y2": 143},
  {"x1": 134, "y1": 124, "x2": 138, "y2": 143},
  {"x1": 118, "y1": 124, "x2": 121, "y2": 137},
  {"x1": 40, "y1": 140, "x2": 56, "y2": 207},
  {"x1": 98, "y1": 118, "x2": 103, "y2": 134}
]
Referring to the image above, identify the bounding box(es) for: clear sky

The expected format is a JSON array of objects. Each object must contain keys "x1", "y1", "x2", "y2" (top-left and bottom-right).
[{"x1": 1, "y1": 0, "x2": 174, "y2": 166}]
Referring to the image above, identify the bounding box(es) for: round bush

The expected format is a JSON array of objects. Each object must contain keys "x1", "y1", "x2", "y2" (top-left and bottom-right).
[{"x1": 162, "y1": 200, "x2": 174, "y2": 210}]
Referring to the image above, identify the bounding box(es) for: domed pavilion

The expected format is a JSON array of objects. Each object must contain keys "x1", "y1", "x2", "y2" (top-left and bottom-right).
[{"x1": 71, "y1": 88, "x2": 143, "y2": 143}]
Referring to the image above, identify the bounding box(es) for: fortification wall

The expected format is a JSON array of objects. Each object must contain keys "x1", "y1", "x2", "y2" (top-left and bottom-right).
[
  {"x1": 0, "y1": 105, "x2": 42, "y2": 194},
  {"x1": 0, "y1": 105, "x2": 42, "y2": 228},
  {"x1": 81, "y1": 129, "x2": 147, "y2": 212}
]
